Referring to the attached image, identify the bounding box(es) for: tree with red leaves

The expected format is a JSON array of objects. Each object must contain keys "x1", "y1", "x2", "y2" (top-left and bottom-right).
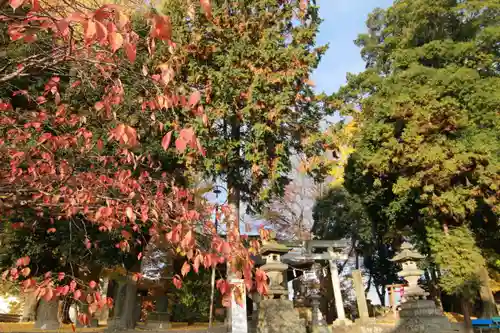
[{"x1": 0, "y1": 0, "x2": 268, "y2": 327}]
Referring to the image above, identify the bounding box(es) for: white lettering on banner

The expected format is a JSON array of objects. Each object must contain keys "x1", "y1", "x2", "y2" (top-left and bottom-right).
[{"x1": 230, "y1": 279, "x2": 248, "y2": 333}]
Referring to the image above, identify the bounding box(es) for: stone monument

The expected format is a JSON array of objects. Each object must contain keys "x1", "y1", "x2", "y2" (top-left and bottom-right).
[
  {"x1": 390, "y1": 242, "x2": 463, "y2": 333},
  {"x1": 352, "y1": 270, "x2": 370, "y2": 322}
]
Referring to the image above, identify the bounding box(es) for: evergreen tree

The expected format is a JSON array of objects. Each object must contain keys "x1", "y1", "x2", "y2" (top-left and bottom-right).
[
  {"x1": 160, "y1": 0, "x2": 330, "y2": 221},
  {"x1": 332, "y1": 0, "x2": 499, "y2": 317}
]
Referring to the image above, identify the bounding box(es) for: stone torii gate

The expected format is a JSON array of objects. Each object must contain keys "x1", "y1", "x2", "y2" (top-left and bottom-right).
[{"x1": 284, "y1": 240, "x2": 350, "y2": 325}]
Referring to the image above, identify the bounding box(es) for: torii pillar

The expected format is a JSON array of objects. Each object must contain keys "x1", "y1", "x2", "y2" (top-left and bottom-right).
[{"x1": 304, "y1": 240, "x2": 351, "y2": 326}]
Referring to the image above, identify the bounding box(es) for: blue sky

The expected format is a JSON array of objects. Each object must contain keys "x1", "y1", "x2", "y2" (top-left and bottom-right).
[{"x1": 312, "y1": 0, "x2": 394, "y2": 95}]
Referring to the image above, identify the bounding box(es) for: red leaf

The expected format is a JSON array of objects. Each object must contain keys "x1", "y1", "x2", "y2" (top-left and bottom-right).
[
  {"x1": 188, "y1": 91, "x2": 201, "y2": 107},
  {"x1": 200, "y1": 0, "x2": 212, "y2": 19},
  {"x1": 58, "y1": 272, "x2": 65, "y2": 281},
  {"x1": 106, "y1": 297, "x2": 114, "y2": 309},
  {"x1": 43, "y1": 287, "x2": 54, "y2": 301},
  {"x1": 181, "y1": 261, "x2": 191, "y2": 277},
  {"x1": 161, "y1": 131, "x2": 172, "y2": 150},
  {"x1": 95, "y1": 20, "x2": 108, "y2": 43},
  {"x1": 78, "y1": 313, "x2": 89, "y2": 326},
  {"x1": 84, "y1": 20, "x2": 96, "y2": 40},
  {"x1": 89, "y1": 280, "x2": 97, "y2": 289},
  {"x1": 17, "y1": 256, "x2": 30, "y2": 266},
  {"x1": 121, "y1": 230, "x2": 131, "y2": 240},
  {"x1": 84, "y1": 238, "x2": 92, "y2": 249},
  {"x1": 95, "y1": 101, "x2": 105, "y2": 111},
  {"x1": 9, "y1": 0, "x2": 24, "y2": 10},
  {"x1": 47, "y1": 228, "x2": 56, "y2": 233},
  {"x1": 196, "y1": 139, "x2": 206, "y2": 156},
  {"x1": 67, "y1": 12, "x2": 86, "y2": 23},
  {"x1": 222, "y1": 241, "x2": 231, "y2": 255},
  {"x1": 70, "y1": 280, "x2": 77, "y2": 292},
  {"x1": 175, "y1": 137, "x2": 187, "y2": 153},
  {"x1": 124, "y1": 42, "x2": 136, "y2": 62},
  {"x1": 70, "y1": 80, "x2": 81, "y2": 89},
  {"x1": 150, "y1": 14, "x2": 172, "y2": 41},
  {"x1": 74, "y1": 289, "x2": 82, "y2": 300},
  {"x1": 173, "y1": 275, "x2": 182, "y2": 289},
  {"x1": 108, "y1": 32, "x2": 124, "y2": 52},
  {"x1": 61, "y1": 285, "x2": 70, "y2": 296},
  {"x1": 31, "y1": 0, "x2": 39, "y2": 11},
  {"x1": 216, "y1": 279, "x2": 228, "y2": 295},
  {"x1": 125, "y1": 206, "x2": 135, "y2": 221},
  {"x1": 193, "y1": 254, "x2": 202, "y2": 273},
  {"x1": 20, "y1": 267, "x2": 31, "y2": 277}
]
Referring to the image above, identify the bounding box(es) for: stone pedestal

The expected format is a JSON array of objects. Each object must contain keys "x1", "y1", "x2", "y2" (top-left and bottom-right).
[
  {"x1": 106, "y1": 275, "x2": 138, "y2": 332},
  {"x1": 257, "y1": 299, "x2": 306, "y2": 333},
  {"x1": 295, "y1": 307, "x2": 312, "y2": 326},
  {"x1": 309, "y1": 294, "x2": 329, "y2": 333},
  {"x1": 34, "y1": 299, "x2": 60, "y2": 330},
  {"x1": 393, "y1": 300, "x2": 463, "y2": 333},
  {"x1": 96, "y1": 277, "x2": 110, "y2": 326},
  {"x1": 146, "y1": 295, "x2": 171, "y2": 329},
  {"x1": 76, "y1": 301, "x2": 99, "y2": 327},
  {"x1": 21, "y1": 291, "x2": 38, "y2": 322}
]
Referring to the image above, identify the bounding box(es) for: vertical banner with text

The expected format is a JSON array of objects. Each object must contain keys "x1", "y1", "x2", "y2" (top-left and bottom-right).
[{"x1": 230, "y1": 278, "x2": 248, "y2": 333}]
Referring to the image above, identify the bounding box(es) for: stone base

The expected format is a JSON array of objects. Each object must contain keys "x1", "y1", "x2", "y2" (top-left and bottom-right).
[
  {"x1": 34, "y1": 299, "x2": 60, "y2": 330},
  {"x1": 393, "y1": 300, "x2": 464, "y2": 333},
  {"x1": 329, "y1": 321, "x2": 394, "y2": 333},
  {"x1": 295, "y1": 307, "x2": 312, "y2": 324},
  {"x1": 311, "y1": 325, "x2": 329, "y2": 333},
  {"x1": 144, "y1": 320, "x2": 172, "y2": 329},
  {"x1": 257, "y1": 299, "x2": 306, "y2": 333},
  {"x1": 75, "y1": 318, "x2": 99, "y2": 328},
  {"x1": 332, "y1": 318, "x2": 353, "y2": 326}
]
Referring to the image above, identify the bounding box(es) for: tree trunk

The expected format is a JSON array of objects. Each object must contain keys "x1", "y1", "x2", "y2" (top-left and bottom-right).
[
  {"x1": 461, "y1": 298, "x2": 473, "y2": 333},
  {"x1": 478, "y1": 266, "x2": 497, "y2": 318},
  {"x1": 364, "y1": 275, "x2": 372, "y2": 295},
  {"x1": 429, "y1": 265, "x2": 443, "y2": 311},
  {"x1": 226, "y1": 118, "x2": 241, "y2": 329},
  {"x1": 374, "y1": 284, "x2": 385, "y2": 306}
]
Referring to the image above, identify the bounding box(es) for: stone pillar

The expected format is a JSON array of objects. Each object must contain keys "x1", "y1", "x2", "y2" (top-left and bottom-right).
[
  {"x1": 352, "y1": 270, "x2": 369, "y2": 321},
  {"x1": 155, "y1": 295, "x2": 168, "y2": 313},
  {"x1": 479, "y1": 266, "x2": 498, "y2": 318},
  {"x1": 34, "y1": 298, "x2": 60, "y2": 330},
  {"x1": 327, "y1": 248, "x2": 346, "y2": 322},
  {"x1": 21, "y1": 291, "x2": 38, "y2": 322},
  {"x1": 106, "y1": 275, "x2": 138, "y2": 332},
  {"x1": 97, "y1": 276, "x2": 110, "y2": 326}
]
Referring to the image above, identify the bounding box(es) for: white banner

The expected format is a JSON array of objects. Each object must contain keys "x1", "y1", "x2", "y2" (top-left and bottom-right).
[{"x1": 230, "y1": 278, "x2": 248, "y2": 333}]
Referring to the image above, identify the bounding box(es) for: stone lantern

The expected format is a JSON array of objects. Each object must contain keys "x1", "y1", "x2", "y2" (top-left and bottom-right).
[
  {"x1": 390, "y1": 242, "x2": 464, "y2": 333},
  {"x1": 389, "y1": 242, "x2": 427, "y2": 301},
  {"x1": 259, "y1": 236, "x2": 290, "y2": 300}
]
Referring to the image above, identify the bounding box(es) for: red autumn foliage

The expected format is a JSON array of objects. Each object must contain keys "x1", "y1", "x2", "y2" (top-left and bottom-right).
[{"x1": 0, "y1": 0, "x2": 269, "y2": 324}]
